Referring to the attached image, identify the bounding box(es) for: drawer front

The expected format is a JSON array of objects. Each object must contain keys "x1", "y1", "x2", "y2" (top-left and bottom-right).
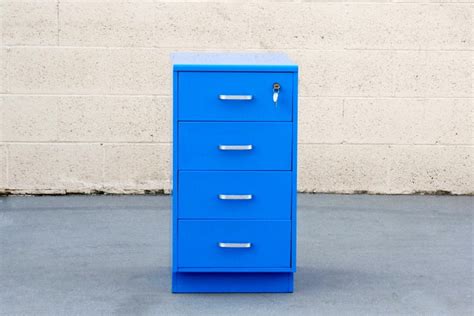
[
  {"x1": 178, "y1": 122, "x2": 292, "y2": 170},
  {"x1": 178, "y1": 72, "x2": 293, "y2": 121},
  {"x1": 178, "y1": 220, "x2": 291, "y2": 268},
  {"x1": 178, "y1": 171, "x2": 291, "y2": 219}
]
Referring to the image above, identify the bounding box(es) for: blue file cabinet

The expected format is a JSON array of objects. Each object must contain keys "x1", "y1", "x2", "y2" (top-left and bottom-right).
[{"x1": 171, "y1": 53, "x2": 298, "y2": 293}]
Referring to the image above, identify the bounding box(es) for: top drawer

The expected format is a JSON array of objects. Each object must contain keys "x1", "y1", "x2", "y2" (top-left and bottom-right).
[{"x1": 178, "y1": 72, "x2": 293, "y2": 121}]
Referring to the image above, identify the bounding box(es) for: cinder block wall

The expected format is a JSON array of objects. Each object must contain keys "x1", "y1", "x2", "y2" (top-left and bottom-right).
[{"x1": 0, "y1": 0, "x2": 472, "y2": 195}]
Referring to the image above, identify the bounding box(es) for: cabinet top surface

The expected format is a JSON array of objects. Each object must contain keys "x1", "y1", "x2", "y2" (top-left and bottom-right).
[{"x1": 171, "y1": 52, "x2": 297, "y2": 72}]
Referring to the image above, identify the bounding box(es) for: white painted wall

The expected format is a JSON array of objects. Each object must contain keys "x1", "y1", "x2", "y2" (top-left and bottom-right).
[{"x1": 0, "y1": 0, "x2": 472, "y2": 194}]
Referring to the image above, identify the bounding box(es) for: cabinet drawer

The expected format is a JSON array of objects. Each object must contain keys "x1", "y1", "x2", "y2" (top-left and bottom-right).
[
  {"x1": 178, "y1": 72, "x2": 293, "y2": 121},
  {"x1": 178, "y1": 171, "x2": 291, "y2": 219},
  {"x1": 178, "y1": 122, "x2": 292, "y2": 170},
  {"x1": 178, "y1": 220, "x2": 291, "y2": 269}
]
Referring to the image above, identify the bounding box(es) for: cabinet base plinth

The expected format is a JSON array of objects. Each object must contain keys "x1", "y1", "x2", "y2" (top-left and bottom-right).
[{"x1": 172, "y1": 272, "x2": 294, "y2": 293}]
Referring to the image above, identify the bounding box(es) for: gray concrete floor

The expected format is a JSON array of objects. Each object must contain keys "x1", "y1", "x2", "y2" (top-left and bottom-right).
[{"x1": 0, "y1": 194, "x2": 472, "y2": 316}]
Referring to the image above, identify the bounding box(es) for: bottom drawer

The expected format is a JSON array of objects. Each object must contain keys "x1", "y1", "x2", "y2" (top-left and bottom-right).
[{"x1": 178, "y1": 220, "x2": 291, "y2": 270}]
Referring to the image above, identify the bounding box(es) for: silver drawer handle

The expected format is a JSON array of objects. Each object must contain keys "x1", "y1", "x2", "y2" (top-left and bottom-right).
[
  {"x1": 218, "y1": 194, "x2": 253, "y2": 200},
  {"x1": 218, "y1": 95, "x2": 253, "y2": 101},
  {"x1": 218, "y1": 242, "x2": 252, "y2": 249},
  {"x1": 218, "y1": 145, "x2": 253, "y2": 151}
]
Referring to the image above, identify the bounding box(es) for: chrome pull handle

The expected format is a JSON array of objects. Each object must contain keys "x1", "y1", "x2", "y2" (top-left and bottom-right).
[
  {"x1": 218, "y1": 145, "x2": 253, "y2": 151},
  {"x1": 218, "y1": 242, "x2": 252, "y2": 249},
  {"x1": 218, "y1": 194, "x2": 253, "y2": 200},
  {"x1": 218, "y1": 95, "x2": 253, "y2": 101}
]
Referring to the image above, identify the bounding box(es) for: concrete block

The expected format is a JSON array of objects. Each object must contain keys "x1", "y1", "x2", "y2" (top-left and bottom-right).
[
  {"x1": 388, "y1": 145, "x2": 473, "y2": 194},
  {"x1": 59, "y1": 1, "x2": 252, "y2": 48},
  {"x1": 153, "y1": 2, "x2": 252, "y2": 49},
  {"x1": 6, "y1": 47, "x2": 109, "y2": 94},
  {"x1": 59, "y1": 2, "x2": 155, "y2": 47},
  {"x1": 2, "y1": 96, "x2": 58, "y2": 142},
  {"x1": 250, "y1": 3, "x2": 345, "y2": 50},
  {"x1": 250, "y1": 3, "x2": 471, "y2": 50},
  {"x1": 290, "y1": 50, "x2": 394, "y2": 97},
  {"x1": 344, "y1": 3, "x2": 472, "y2": 50},
  {"x1": 106, "y1": 48, "x2": 171, "y2": 95},
  {"x1": 298, "y1": 144, "x2": 473, "y2": 194},
  {"x1": 0, "y1": 48, "x2": 6, "y2": 93},
  {"x1": 0, "y1": 97, "x2": 3, "y2": 141},
  {"x1": 392, "y1": 51, "x2": 472, "y2": 98},
  {"x1": 0, "y1": 145, "x2": 6, "y2": 189},
  {"x1": 103, "y1": 144, "x2": 171, "y2": 192},
  {"x1": 8, "y1": 144, "x2": 103, "y2": 191},
  {"x1": 291, "y1": 49, "x2": 472, "y2": 98},
  {"x1": 153, "y1": 96, "x2": 172, "y2": 143},
  {"x1": 1, "y1": 1, "x2": 58, "y2": 45},
  {"x1": 60, "y1": 0, "x2": 157, "y2": 2},
  {"x1": 298, "y1": 97, "x2": 344, "y2": 144},
  {"x1": 5, "y1": 47, "x2": 171, "y2": 95},
  {"x1": 343, "y1": 98, "x2": 473, "y2": 145},
  {"x1": 57, "y1": 96, "x2": 171, "y2": 142},
  {"x1": 393, "y1": 0, "x2": 473, "y2": 4},
  {"x1": 298, "y1": 144, "x2": 390, "y2": 193}
]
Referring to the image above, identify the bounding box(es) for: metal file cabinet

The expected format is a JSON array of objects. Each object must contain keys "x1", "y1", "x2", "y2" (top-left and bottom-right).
[{"x1": 171, "y1": 53, "x2": 298, "y2": 293}]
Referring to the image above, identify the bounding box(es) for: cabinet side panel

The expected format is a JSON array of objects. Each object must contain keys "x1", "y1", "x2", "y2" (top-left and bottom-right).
[
  {"x1": 291, "y1": 70, "x2": 298, "y2": 271},
  {"x1": 172, "y1": 70, "x2": 179, "y2": 274}
]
